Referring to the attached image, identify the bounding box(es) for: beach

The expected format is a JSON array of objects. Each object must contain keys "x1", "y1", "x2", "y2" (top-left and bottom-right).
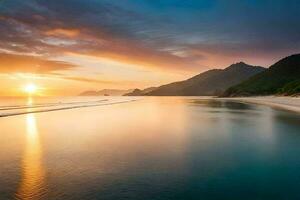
[{"x1": 220, "y1": 96, "x2": 300, "y2": 113}]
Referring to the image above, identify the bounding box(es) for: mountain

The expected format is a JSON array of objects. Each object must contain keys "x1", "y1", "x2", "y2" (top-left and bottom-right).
[
  {"x1": 124, "y1": 87, "x2": 157, "y2": 96},
  {"x1": 224, "y1": 54, "x2": 300, "y2": 96},
  {"x1": 80, "y1": 89, "x2": 133, "y2": 96},
  {"x1": 140, "y1": 62, "x2": 265, "y2": 96}
]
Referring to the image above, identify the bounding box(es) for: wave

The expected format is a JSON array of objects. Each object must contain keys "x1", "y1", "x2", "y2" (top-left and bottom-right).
[
  {"x1": 0, "y1": 99, "x2": 139, "y2": 118},
  {"x1": 0, "y1": 99, "x2": 108, "y2": 111}
]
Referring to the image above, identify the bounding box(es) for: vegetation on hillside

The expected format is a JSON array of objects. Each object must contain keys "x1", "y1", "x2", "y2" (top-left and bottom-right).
[
  {"x1": 224, "y1": 54, "x2": 300, "y2": 96},
  {"x1": 137, "y1": 62, "x2": 265, "y2": 96}
]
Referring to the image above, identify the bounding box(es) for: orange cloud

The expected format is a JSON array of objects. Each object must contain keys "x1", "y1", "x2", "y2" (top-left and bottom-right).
[
  {"x1": 64, "y1": 35, "x2": 203, "y2": 73},
  {"x1": 44, "y1": 28, "x2": 80, "y2": 38},
  {"x1": 0, "y1": 15, "x2": 7, "y2": 20},
  {"x1": 62, "y1": 76, "x2": 116, "y2": 84},
  {"x1": 0, "y1": 13, "x2": 205, "y2": 74},
  {"x1": 0, "y1": 12, "x2": 204, "y2": 73},
  {"x1": 0, "y1": 52, "x2": 77, "y2": 73}
]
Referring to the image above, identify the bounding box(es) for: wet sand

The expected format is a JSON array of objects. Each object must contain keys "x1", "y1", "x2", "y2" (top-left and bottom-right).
[{"x1": 220, "y1": 96, "x2": 300, "y2": 113}]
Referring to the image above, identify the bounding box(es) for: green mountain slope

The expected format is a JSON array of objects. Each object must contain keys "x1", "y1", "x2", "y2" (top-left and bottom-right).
[
  {"x1": 144, "y1": 62, "x2": 265, "y2": 96},
  {"x1": 224, "y1": 54, "x2": 300, "y2": 96}
]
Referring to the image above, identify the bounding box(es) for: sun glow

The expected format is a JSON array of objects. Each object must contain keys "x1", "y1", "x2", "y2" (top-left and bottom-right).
[{"x1": 23, "y1": 83, "x2": 38, "y2": 95}]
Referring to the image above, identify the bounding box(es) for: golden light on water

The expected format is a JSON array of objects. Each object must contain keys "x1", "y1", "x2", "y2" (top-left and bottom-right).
[{"x1": 15, "y1": 111, "x2": 45, "y2": 200}]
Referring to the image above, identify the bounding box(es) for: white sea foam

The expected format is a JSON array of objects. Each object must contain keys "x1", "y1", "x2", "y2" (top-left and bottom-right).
[{"x1": 0, "y1": 98, "x2": 140, "y2": 118}]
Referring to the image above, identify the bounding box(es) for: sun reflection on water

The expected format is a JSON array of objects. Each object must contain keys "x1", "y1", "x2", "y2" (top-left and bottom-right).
[
  {"x1": 15, "y1": 98, "x2": 45, "y2": 200},
  {"x1": 26, "y1": 97, "x2": 33, "y2": 107}
]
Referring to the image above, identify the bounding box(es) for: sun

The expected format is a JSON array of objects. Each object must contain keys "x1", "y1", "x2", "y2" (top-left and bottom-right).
[{"x1": 23, "y1": 83, "x2": 38, "y2": 95}]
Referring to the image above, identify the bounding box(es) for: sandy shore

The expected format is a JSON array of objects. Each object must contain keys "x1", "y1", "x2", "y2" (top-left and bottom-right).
[{"x1": 220, "y1": 96, "x2": 300, "y2": 113}]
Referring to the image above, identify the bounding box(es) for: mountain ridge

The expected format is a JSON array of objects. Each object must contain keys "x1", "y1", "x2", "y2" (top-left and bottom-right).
[
  {"x1": 125, "y1": 62, "x2": 265, "y2": 96},
  {"x1": 223, "y1": 54, "x2": 300, "y2": 96}
]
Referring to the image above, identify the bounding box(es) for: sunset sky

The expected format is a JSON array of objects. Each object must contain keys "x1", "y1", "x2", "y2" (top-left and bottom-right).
[{"x1": 0, "y1": 0, "x2": 300, "y2": 96}]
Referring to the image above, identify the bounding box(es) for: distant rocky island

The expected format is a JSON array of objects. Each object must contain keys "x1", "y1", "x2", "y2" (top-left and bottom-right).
[
  {"x1": 123, "y1": 87, "x2": 157, "y2": 96},
  {"x1": 80, "y1": 89, "x2": 133, "y2": 96}
]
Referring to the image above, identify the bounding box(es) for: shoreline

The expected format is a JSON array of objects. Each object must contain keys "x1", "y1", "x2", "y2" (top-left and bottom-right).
[{"x1": 219, "y1": 96, "x2": 300, "y2": 113}]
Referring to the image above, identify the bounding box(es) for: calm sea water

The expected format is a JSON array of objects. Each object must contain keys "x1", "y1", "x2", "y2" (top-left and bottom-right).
[{"x1": 0, "y1": 97, "x2": 300, "y2": 200}]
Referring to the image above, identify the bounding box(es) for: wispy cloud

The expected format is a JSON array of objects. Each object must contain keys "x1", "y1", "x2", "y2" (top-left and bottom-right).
[
  {"x1": 61, "y1": 76, "x2": 116, "y2": 84},
  {"x1": 0, "y1": 0, "x2": 299, "y2": 81},
  {"x1": 0, "y1": 52, "x2": 77, "y2": 73}
]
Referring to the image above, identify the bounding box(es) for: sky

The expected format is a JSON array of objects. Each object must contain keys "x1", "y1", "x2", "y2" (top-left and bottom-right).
[{"x1": 0, "y1": 0, "x2": 300, "y2": 96}]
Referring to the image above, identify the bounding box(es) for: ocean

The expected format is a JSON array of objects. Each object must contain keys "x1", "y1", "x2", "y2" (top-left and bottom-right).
[{"x1": 0, "y1": 97, "x2": 300, "y2": 200}]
